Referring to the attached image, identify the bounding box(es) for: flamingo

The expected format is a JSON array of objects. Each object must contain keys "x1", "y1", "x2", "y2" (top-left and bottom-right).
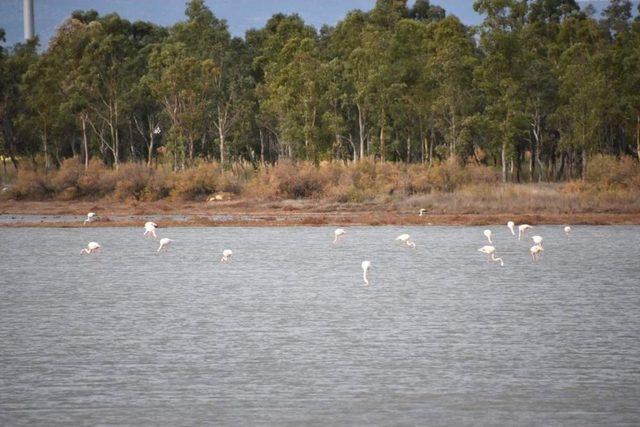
[
  {"x1": 83, "y1": 212, "x2": 98, "y2": 225},
  {"x1": 144, "y1": 221, "x2": 158, "y2": 238},
  {"x1": 483, "y1": 229, "x2": 493, "y2": 244},
  {"x1": 564, "y1": 226, "x2": 572, "y2": 235},
  {"x1": 362, "y1": 261, "x2": 371, "y2": 285},
  {"x1": 220, "y1": 249, "x2": 233, "y2": 262},
  {"x1": 478, "y1": 245, "x2": 504, "y2": 266},
  {"x1": 507, "y1": 221, "x2": 515, "y2": 235},
  {"x1": 518, "y1": 224, "x2": 533, "y2": 240},
  {"x1": 157, "y1": 238, "x2": 172, "y2": 252},
  {"x1": 530, "y1": 244, "x2": 543, "y2": 262},
  {"x1": 419, "y1": 208, "x2": 427, "y2": 217},
  {"x1": 532, "y1": 235, "x2": 544, "y2": 247},
  {"x1": 80, "y1": 241, "x2": 101, "y2": 254},
  {"x1": 396, "y1": 233, "x2": 416, "y2": 248},
  {"x1": 333, "y1": 228, "x2": 346, "y2": 244}
]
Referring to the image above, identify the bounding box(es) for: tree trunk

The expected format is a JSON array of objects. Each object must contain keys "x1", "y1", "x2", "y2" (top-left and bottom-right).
[
  {"x1": 259, "y1": 128, "x2": 265, "y2": 165},
  {"x1": 581, "y1": 149, "x2": 587, "y2": 181},
  {"x1": 379, "y1": 125, "x2": 385, "y2": 162},
  {"x1": 219, "y1": 127, "x2": 225, "y2": 165},
  {"x1": 42, "y1": 127, "x2": 49, "y2": 172},
  {"x1": 429, "y1": 127, "x2": 435, "y2": 166},
  {"x1": 147, "y1": 124, "x2": 154, "y2": 168},
  {"x1": 501, "y1": 142, "x2": 507, "y2": 183},
  {"x1": 357, "y1": 103, "x2": 365, "y2": 160},
  {"x1": 636, "y1": 111, "x2": 640, "y2": 163},
  {"x1": 406, "y1": 136, "x2": 411, "y2": 163}
]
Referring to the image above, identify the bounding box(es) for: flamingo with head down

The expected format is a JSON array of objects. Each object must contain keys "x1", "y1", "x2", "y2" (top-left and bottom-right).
[{"x1": 478, "y1": 245, "x2": 504, "y2": 266}]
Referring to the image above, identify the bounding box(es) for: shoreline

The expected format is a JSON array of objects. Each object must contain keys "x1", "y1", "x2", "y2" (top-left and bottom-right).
[{"x1": 1, "y1": 200, "x2": 639, "y2": 227}]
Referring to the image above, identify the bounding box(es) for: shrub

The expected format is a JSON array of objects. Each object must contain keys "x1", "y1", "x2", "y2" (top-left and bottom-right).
[
  {"x1": 586, "y1": 155, "x2": 640, "y2": 189},
  {"x1": 50, "y1": 157, "x2": 83, "y2": 194},
  {"x1": 113, "y1": 163, "x2": 153, "y2": 201},
  {"x1": 10, "y1": 168, "x2": 51, "y2": 199},
  {"x1": 171, "y1": 163, "x2": 220, "y2": 200},
  {"x1": 77, "y1": 159, "x2": 116, "y2": 198}
]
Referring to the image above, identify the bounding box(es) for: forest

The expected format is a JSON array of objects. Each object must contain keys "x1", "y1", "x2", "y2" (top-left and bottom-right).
[{"x1": 1, "y1": 0, "x2": 639, "y2": 204}]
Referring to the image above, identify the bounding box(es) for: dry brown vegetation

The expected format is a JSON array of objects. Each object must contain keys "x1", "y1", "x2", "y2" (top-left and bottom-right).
[{"x1": 1, "y1": 156, "x2": 639, "y2": 223}]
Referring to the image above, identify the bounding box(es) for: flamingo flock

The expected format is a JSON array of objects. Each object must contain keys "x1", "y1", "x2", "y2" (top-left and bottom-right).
[
  {"x1": 476, "y1": 221, "x2": 572, "y2": 266},
  {"x1": 79, "y1": 211, "x2": 573, "y2": 286}
]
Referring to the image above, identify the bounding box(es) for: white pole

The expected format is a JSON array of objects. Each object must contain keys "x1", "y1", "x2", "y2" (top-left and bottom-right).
[{"x1": 23, "y1": 0, "x2": 34, "y2": 41}]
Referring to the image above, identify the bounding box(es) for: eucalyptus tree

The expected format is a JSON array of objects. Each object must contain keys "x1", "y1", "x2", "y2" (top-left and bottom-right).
[
  {"x1": 251, "y1": 13, "x2": 318, "y2": 159},
  {"x1": 474, "y1": 0, "x2": 529, "y2": 182},
  {"x1": 429, "y1": 15, "x2": 479, "y2": 161},
  {"x1": 554, "y1": 12, "x2": 610, "y2": 179}
]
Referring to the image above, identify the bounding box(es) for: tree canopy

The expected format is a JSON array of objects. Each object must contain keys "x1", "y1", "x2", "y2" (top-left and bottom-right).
[{"x1": 1, "y1": 0, "x2": 639, "y2": 182}]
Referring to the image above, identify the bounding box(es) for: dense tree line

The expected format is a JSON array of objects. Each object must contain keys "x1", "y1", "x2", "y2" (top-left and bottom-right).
[{"x1": 1, "y1": 0, "x2": 639, "y2": 182}]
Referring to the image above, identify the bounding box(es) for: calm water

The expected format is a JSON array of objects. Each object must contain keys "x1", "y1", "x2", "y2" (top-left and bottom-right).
[{"x1": 1, "y1": 225, "x2": 639, "y2": 426}]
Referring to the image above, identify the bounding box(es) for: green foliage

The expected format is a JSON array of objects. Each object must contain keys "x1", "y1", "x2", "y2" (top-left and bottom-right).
[{"x1": 1, "y1": 0, "x2": 639, "y2": 184}]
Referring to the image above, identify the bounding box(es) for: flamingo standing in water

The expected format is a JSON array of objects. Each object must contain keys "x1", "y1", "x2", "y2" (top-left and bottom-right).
[
  {"x1": 333, "y1": 228, "x2": 346, "y2": 244},
  {"x1": 530, "y1": 244, "x2": 543, "y2": 262},
  {"x1": 81, "y1": 241, "x2": 101, "y2": 254},
  {"x1": 220, "y1": 249, "x2": 233, "y2": 262},
  {"x1": 157, "y1": 238, "x2": 172, "y2": 252},
  {"x1": 532, "y1": 235, "x2": 544, "y2": 248},
  {"x1": 518, "y1": 224, "x2": 533, "y2": 240},
  {"x1": 396, "y1": 234, "x2": 416, "y2": 248},
  {"x1": 483, "y1": 229, "x2": 493, "y2": 244},
  {"x1": 144, "y1": 221, "x2": 158, "y2": 238},
  {"x1": 564, "y1": 226, "x2": 572, "y2": 235},
  {"x1": 362, "y1": 261, "x2": 371, "y2": 285},
  {"x1": 478, "y1": 245, "x2": 504, "y2": 266},
  {"x1": 83, "y1": 212, "x2": 98, "y2": 225},
  {"x1": 507, "y1": 221, "x2": 515, "y2": 236}
]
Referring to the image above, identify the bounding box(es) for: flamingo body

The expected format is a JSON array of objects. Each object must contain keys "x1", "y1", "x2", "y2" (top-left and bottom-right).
[
  {"x1": 396, "y1": 234, "x2": 416, "y2": 248},
  {"x1": 81, "y1": 241, "x2": 101, "y2": 254},
  {"x1": 83, "y1": 212, "x2": 97, "y2": 225},
  {"x1": 144, "y1": 221, "x2": 158, "y2": 238},
  {"x1": 478, "y1": 245, "x2": 504, "y2": 266},
  {"x1": 333, "y1": 228, "x2": 346, "y2": 244},
  {"x1": 507, "y1": 221, "x2": 515, "y2": 235},
  {"x1": 530, "y1": 244, "x2": 544, "y2": 262},
  {"x1": 518, "y1": 224, "x2": 533, "y2": 240},
  {"x1": 221, "y1": 249, "x2": 233, "y2": 262},
  {"x1": 157, "y1": 238, "x2": 172, "y2": 252},
  {"x1": 564, "y1": 226, "x2": 571, "y2": 235}
]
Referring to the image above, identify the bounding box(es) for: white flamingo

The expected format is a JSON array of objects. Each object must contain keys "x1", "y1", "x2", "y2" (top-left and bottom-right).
[
  {"x1": 518, "y1": 224, "x2": 533, "y2": 240},
  {"x1": 333, "y1": 228, "x2": 346, "y2": 244},
  {"x1": 532, "y1": 235, "x2": 544, "y2": 247},
  {"x1": 80, "y1": 241, "x2": 101, "y2": 254},
  {"x1": 507, "y1": 221, "x2": 515, "y2": 235},
  {"x1": 396, "y1": 233, "x2": 416, "y2": 248},
  {"x1": 220, "y1": 249, "x2": 233, "y2": 262},
  {"x1": 157, "y1": 238, "x2": 172, "y2": 252},
  {"x1": 362, "y1": 261, "x2": 371, "y2": 285},
  {"x1": 144, "y1": 221, "x2": 158, "y2": 238},
  {"x1": 478, "y1": 245, "x2": 504, "y2": 266},
  {"x1": 83, "y1": 212, "x2": 98, "y2": 225},
  {"x1": 483, "y1": 229, "x2": 493, "y2": 244},
  {"x1": 530, "y1": 244, "x2": 543, "y2": 262},
  {"x1": 419, "y1": 208, "x2": 427, "y2": 217},
  {"x1": 564, "y1": 226, "x2": 571, "y2": 235}
]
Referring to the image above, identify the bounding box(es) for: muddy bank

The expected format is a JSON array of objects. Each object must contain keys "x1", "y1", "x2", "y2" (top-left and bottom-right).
[{"x1": 1, "y1": 200, "x2": 639, "y2": 227}]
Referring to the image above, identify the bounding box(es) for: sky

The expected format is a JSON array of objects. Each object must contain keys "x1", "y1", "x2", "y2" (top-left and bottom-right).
[{"x1": 0, "y1": 1, "x2": 631, "y2": 49}]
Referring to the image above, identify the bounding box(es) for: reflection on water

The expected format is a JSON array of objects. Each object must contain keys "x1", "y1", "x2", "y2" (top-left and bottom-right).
[{"x1": 1, "y1": 226, "x2": 639, "y2": 425}]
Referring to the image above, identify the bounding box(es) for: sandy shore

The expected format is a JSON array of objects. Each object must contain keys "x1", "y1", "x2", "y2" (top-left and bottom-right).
[{"x1": 1, "y1": 200, "x2": 639, "y2": 227}]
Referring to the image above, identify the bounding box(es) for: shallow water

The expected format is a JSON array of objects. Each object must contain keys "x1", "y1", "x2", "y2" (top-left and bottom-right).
[{"x1": 1, "y1": 226, "x2": 639, "y2": 426}]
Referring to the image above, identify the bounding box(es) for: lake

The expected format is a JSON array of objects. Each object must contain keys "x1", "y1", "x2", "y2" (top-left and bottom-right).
[{"x1": 1, "y1": 225, "x2": 639, "y2": 425}]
